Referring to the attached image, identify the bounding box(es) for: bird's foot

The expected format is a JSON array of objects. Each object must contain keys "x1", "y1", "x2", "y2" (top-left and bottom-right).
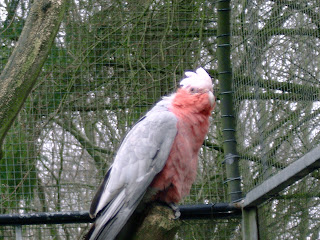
[{"x1": 168, "y1": 202, "x2": 181, "y2": 219}]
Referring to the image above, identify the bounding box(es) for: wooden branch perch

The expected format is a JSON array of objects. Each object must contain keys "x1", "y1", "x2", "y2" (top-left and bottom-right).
[
  {"x1": 133, "y1": 204, "x2": 181, "y2": 240},
  {"x1": 115, "y1": 203, "x2": 181, "y2": 240}
]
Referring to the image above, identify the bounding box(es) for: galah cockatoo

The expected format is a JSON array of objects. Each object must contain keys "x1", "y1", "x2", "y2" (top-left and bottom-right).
[{"x1": 86, "y1": 67, "x2": 215, "y2": 240}]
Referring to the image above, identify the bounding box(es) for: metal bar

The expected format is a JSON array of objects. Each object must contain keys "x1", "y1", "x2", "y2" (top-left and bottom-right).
[
  {"x1": 217, "y1": 0, "x2": 242, "y2": 203},
  {"x1": 0, "y1": 211, "x2": 93, "y2": 226},
  {"x1": 15, "y1": 225, "x2": 23, "y2": 240},
  {"x1": 179, "y1": 203, "x2": 241, "y2": 220},
  {"x1": 243, "y1": 145, "x2": 320, "y2": 208},
  {"x1": 0, "y1": 203, "x2": 241, "y2": 226},
  {"x1": 242, "y1": 208, "x2": 259, "y2": 240}
]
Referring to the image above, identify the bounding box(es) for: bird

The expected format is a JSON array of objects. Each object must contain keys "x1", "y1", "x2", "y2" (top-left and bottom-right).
[{"x1": 85, "y1": 67, "x2": 215, "y2": 240}]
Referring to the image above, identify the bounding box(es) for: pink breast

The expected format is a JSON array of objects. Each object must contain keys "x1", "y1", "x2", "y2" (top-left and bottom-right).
[{"x1": 150, "y1": 111, "x2": 210, "y2": 203}]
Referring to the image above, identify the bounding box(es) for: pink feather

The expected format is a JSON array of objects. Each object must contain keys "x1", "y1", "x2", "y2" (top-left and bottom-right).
[{"x1": 150, "y1": 88, "x2": 215, "y2": 203}]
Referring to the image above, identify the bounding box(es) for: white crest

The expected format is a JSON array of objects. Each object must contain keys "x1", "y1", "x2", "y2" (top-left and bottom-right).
[{"x1": 180, "y1": 67, "x2": 213, "y2": 91}]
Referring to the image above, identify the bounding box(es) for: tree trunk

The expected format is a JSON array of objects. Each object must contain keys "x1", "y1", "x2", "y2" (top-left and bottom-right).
[
  {"x1": 133, "y1": 204, "x2": 181, "y2": 240},
  {"x1": 115, "y1": 204, "x2": 181, "y2": 240},
  {"x1": 0, "y1": 0, "x2": 68, "y2": 148}
]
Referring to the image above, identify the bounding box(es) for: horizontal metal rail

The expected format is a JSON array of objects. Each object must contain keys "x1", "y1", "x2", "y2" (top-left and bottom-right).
[
  {"x1": 0, "y1": 203, "x2": 241, "y2": 226},
  {"x1": 244, "y1": 145, "x2": 320, "y2": 208}
]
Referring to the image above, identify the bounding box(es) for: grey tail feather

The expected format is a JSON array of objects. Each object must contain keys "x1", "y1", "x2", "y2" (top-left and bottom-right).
[
  {"x1": 88, "y1": 191, "x2": 147, "y2": 240},
  {"x1": 114, "y1": 201, "x2": 152, "y2": 240},
  {"x1": 90, "y1": 167, "x2": 112, "y2": 216},
  {"x1": 84, "y1": 223, "x2": 95, "y2": 240},
  {"x1": 91, "y1": 205, "x2": 133, "y2": 240}
]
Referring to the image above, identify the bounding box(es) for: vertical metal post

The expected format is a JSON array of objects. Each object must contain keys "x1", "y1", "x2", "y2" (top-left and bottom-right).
[
  {"x1": 15, "y1": 225, "x2": 23, "y2": 240},
  {"x1": 242, "y1": 208, "x2": 259, "y2": 240},
  {"x1": 217, "y1": 1, "x2": 259, "y2": 239},
  {"x1": 217, "y1": 0, "x2": 242, "y2": 203}
]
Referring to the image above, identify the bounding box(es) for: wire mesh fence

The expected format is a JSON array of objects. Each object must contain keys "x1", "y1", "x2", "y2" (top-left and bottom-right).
[
  {"x1": 232, "y1": 0, "x2": 320, "y2": 238},
  {"x1": 233, "y1": 0, "x2": 320, "y2": 190},
  {"x1": 257, "y1": 175, "x2": 320, "y2": 240},
  {"x1": 1, "y1": 0, "x2": 320, "y2": 239},
  {"x1": 0, "y1": 0, "x2": 239, "y2": 239}
]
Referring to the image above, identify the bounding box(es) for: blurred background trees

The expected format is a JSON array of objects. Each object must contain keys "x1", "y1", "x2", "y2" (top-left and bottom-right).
[{"x1": 0, "y1": 0, "x2": 319, "y2": 239}]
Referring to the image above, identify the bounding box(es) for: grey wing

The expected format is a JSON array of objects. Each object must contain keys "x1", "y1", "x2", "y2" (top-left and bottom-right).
[{"x1": 88, "y1": 107, "x2": 178, "y2": 240}]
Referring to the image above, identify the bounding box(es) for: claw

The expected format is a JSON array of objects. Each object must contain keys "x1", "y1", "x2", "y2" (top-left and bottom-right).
[{"x1": 168, "y1": 203, "x2": 181, "y2": 219}]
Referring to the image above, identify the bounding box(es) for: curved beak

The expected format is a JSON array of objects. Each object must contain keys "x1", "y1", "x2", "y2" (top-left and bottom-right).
[{"x1": 208, "y1": 90, "x2": 215, "y2": 108}]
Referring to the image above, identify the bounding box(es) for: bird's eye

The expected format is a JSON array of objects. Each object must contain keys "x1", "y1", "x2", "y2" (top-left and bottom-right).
[{"x1": 190, "y1": 87, "x2": 196, "y2": 93}]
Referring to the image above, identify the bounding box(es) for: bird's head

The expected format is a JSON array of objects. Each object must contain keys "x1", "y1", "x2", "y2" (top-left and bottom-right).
[{"x1": 176, "y1": 67, "x2": 215, "y2": 109}]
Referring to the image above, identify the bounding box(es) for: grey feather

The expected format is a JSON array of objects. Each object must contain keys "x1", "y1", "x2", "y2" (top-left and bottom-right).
[{"x1": 88, "y1": 99, "x2": 178, "y2": 240}]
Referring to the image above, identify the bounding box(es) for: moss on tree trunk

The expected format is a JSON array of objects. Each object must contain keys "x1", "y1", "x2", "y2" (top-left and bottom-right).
[
  {"x1": 115, "y1": 203, "x2": 181, "y2": 240},
  {"x1": 0, "y1": 0, "x2": 68, "y2": 149},
  {"x1": 133, "y1": 204, "x2": 181, "y2": 240}
]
